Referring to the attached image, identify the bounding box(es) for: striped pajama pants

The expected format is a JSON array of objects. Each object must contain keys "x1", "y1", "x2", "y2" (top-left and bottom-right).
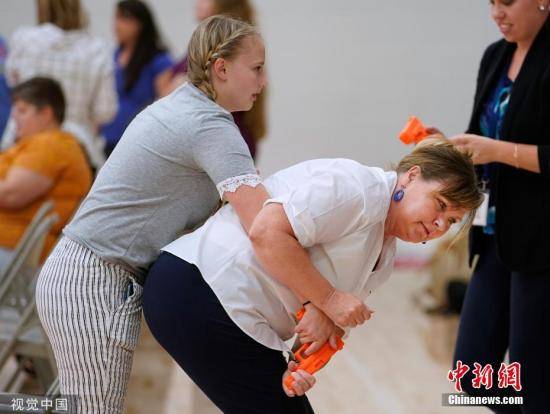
[{"x1": 36, "y1": 237, "x2": 143, "y2": 413}]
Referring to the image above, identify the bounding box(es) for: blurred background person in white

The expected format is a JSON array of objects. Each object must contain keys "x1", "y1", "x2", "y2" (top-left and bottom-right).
[{"x1": 3, "y1": 0, "x2": 117, "y2": 171}]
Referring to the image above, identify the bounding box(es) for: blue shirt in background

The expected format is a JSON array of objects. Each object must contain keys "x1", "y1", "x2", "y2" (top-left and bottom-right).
[
  {"x1": 0, "y1": 36, "x2": 11, "y2": 138},
  {"x1": 478, "y1": 66, "x2": 513, "y2": 235},
  {"x1": 100, "y1": 49, "x2": 173, "y2": 156}
]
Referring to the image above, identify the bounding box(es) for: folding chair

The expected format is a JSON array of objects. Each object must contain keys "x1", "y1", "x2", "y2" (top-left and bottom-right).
[
  {"x1": 0, "y1": 200, "x2": 54, "y2": 281},
  {"x1": 0, "y1": 213, "x2": 58, "y2": 393}
]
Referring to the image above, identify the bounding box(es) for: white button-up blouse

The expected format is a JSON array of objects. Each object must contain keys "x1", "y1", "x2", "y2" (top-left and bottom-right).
[{"x1": 163, "y1": 158, "x2": 398, "y2": 352}]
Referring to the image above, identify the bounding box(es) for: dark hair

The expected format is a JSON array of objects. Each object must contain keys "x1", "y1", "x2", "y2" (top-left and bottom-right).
[
  {"x1": 116, "y1": 0, "x2": 167, "y2": 92},
  {"x1": 12, "y1": 77, "x2": 66, "y2": 124}
]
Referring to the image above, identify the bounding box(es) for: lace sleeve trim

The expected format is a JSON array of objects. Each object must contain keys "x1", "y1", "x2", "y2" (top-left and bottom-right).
[{"x1": 216, "y1": 174, "x2": 262, "y2": 199}]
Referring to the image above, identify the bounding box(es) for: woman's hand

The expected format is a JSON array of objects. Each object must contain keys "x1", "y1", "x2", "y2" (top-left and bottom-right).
[
  {"x1": 282, "y1": 361, "x2": 316, "y2": 397},
  {"x1": 294, "y1": 305, "x2": 346, "y2": 355},
  {"x1": 449, "y1": 134, "x2": 499, "y2": 164},
  {"x1": 320, "y1": 289, "x2": 374, "y2": 328},
  {"x1": 425, "y1": 126, "x2": 445, "y2": 136}
]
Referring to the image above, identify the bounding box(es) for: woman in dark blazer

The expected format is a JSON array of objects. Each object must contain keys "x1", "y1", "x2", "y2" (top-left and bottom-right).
[{"x1": 450, "y1": 1, "x2": 550, "y2": 412}]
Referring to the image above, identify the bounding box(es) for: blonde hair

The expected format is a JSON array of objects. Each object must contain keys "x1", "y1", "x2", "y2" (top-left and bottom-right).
[
  {"x1": 187, "y1": 14, "x2": 259, "y2": 101},
  {"x1": 36, "y1": 0, "x2": 87, "y2": 30},
  {"x1": 396, "y1": 136, "x2": 484, "y2": 240},
  {"x1": 209, "y1": 1, "x2": 267, "y2": 141}
]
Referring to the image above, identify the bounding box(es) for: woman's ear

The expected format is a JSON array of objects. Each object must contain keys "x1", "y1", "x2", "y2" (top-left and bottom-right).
[
  {"x1": 211, "y1": 57, "x2": 229, "y2": 81},
  {"x1": 37, "y1": 105, "x2": 56, "y2": 125},
  {"x1": 405, "y1": 165, "x2": 422, "y2": 185}
]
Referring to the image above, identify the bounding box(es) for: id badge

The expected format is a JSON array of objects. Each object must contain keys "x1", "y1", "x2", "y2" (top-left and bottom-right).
[{"x1": 473, "y1": 191, "x2": 489, "y2": 227}]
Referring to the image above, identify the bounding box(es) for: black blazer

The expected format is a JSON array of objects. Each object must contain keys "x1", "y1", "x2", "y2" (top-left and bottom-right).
[{"x1": 467, "y1": 24, "x2": 550, "y2": 272}]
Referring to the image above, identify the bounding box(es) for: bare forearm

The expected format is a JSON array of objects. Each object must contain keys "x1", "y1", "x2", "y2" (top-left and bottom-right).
[
  {"x1": 495, "y1": 141, "x2": 540, "y2": 173},
  {"x1": 249, "y1": 203, "x2": 369, "y2": 329},
  {"x1": 0, "y1": 181, "x2": 18, "y2": 209},
  {"x1": 0, "y1": 167, "x2": 54, "y2": 209},
  {"x1": 251, "y1": 229, "x2": 334, "y2": 307},
  {"x1": 225, "y1": 184, "x2": 270, "y2": 234}
]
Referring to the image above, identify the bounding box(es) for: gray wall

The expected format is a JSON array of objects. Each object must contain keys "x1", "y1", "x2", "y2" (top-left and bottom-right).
[{"x1": 0, "y1": 0, "x2": 501, "y2": 257}]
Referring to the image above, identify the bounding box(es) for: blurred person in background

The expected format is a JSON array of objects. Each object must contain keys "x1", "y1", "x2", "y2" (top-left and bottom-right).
[
  {"x1": 168, "y1": 0, "x2": 267, "y2": 159},
  {"x1": 0, "y1": 77, "x2": 91, "y2": 269},
  {"x1": 444, "y1": 0, "x2": 550, "y2": 412},
  {"x1": 4, "y1": 0, "x2": 117, "y2": 171},
  {"x1": 0, "y1": 36, "x2": 10, "y2": 138},
  {"x1": 100, "y1": 0, "x2": 173, "y2": 158}
]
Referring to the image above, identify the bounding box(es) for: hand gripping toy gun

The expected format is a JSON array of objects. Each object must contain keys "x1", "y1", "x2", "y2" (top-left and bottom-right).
[
  {"x1": 284, "y1": 307, "x2": 344, "y2": 391},
  {"x1": 399, "y1": 116, "x2": 430, "y2": 144}
]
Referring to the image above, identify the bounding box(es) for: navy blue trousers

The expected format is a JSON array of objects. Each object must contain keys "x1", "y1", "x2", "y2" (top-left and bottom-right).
[
  {"x1": 142, "y1": 252, "x2": 315, "y2": 414},
  {"x1": 453, "y1": 236, "x2": 550, "y2": 413}
]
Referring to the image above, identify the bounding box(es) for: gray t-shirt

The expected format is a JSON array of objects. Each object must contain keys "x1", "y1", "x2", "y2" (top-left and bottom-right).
[{"x1": 64, "y1": 83, "x2": 259, "y2": 277}]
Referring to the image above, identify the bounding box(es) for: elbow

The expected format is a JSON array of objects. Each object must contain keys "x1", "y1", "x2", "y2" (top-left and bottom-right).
[
  {"x1": 0, "y1": 191, "x2": 29, "y2": 210},
  {"x1": 249, "y1": 215, "x2": 285, "y2": 256},
  {"x1": 249, "y1": 218, "x2": 270, "y2": 251},
  {"x1": 96, "y1": 100, "x2": 118, "y2": 125},
  {"x1": 101, "y1": 106, "x2": 118, "y2": 125},
  {"x1": 249, "y1": 204, "x2": 292, "y2": 252}
]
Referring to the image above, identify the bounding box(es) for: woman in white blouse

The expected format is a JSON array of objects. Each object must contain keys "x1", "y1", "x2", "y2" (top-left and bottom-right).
[{"x1": 143, "y1": 138, "x2": 483, "y2": 414}]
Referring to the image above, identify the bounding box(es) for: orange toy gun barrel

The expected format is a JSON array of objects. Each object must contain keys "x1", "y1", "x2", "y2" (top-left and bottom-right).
[
  {"x1": 284, "y1": 308, "x2": 344, "y2": 391},
  {"x1": 399, "y1": 116, "x2": 430, "y2": 144}
]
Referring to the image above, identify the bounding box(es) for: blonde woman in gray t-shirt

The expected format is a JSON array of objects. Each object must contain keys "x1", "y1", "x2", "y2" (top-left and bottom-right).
[{"x1": 35, "y1": 15, "x2": 371, "y2": 414}]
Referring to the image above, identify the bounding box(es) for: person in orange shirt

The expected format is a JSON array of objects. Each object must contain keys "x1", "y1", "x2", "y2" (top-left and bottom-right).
[{"x1": 0, "y1": 77, "x2": 92, "y2": 269}]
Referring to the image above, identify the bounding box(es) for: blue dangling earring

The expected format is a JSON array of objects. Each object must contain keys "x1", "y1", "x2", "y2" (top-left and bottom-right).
[{"x1": 393, "y1": 188, "x2": 405, "y2": 202}]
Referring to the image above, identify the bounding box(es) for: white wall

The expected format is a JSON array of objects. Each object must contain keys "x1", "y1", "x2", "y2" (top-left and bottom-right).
[
  {"x1": 0, "y1": 0, "x2": 501, "y2": 259},
  {"x1": 0, "y1": 1, "x2": 501, "y2": 171}
]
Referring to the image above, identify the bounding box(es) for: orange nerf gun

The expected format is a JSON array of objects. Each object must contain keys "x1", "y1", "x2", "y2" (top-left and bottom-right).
[
  {"x1": 399, "y1": 116, "x2": 430, "y2": 145},
  {"x1": 284, "y1": 307, "x2": 344, "y2": 391}
]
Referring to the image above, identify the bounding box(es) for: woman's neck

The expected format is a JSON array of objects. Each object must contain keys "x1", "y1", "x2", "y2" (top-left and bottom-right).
[
  {"x1": 515, "y1": 39, "x2": 532, "y2": 57},
  {"x1": 383, "y1": 206, "x2": 397, "y2": 241},
  {"x1": 515, "y1": 18, "x2": 546, "y2": 56},
  {"x1": 118, "y1": 41, "x2": 136, "y2": 66},
  {"x1": 509, "y1": 35, "x2": 536, "y2": 81}
]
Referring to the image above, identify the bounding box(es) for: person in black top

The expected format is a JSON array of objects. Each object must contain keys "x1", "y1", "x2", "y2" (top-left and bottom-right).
[{"x1": 447, "y1": 1, "x2": 550, "y2": 412}]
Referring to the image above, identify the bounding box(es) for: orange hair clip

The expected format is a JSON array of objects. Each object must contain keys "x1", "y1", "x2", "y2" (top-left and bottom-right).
[{"x1": 399, "y1": 116, "x2": 430, "y2": 145}]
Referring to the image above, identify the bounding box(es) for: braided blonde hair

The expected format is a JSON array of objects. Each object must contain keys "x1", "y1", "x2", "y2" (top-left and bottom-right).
[{"x1": 187, "y1": 14, "x2": 259, "y2": 101}]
